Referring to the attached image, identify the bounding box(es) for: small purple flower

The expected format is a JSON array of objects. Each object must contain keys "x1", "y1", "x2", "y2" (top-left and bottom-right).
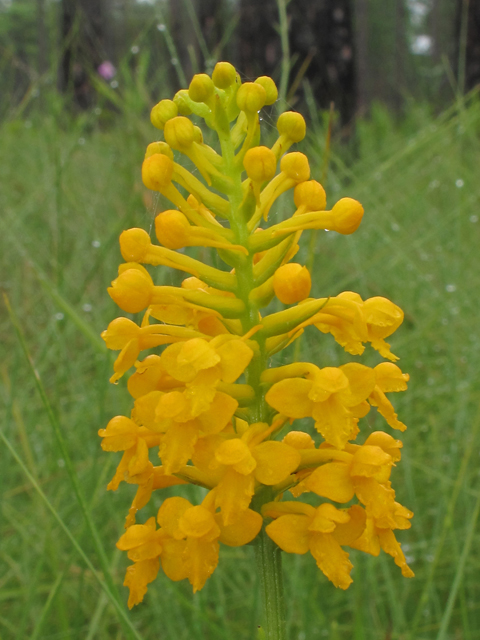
[{"x1": 97, "y1": 61, "x2": 116, "y2": 81}]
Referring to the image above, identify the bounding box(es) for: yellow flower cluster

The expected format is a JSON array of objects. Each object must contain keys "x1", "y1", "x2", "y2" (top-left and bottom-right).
[{"x1": 100, "y1": 62, "x2": 413, "y2": 609}]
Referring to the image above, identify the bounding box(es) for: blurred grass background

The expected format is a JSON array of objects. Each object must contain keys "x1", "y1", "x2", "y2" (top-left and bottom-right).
[{"x1": 2, "y1": 2, "x2": 480, "y2": 639}]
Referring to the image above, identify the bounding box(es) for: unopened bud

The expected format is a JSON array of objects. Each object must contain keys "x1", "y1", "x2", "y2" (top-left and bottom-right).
[
  {"x1": 283, "y1": 431, "x2": 316, "y2": 449},
  {"x1": 145, "y1": 141, "x2": 174, "y2": 160},
  {"x1": 119, "y1": 228, "x2": 151, "y2": 262},
  {"x1": 142, "y1": 154, "x2": 174, "y2": 191},
  {"x1": 277, "y1": 111, "x2": 306, "y2": 142},
  {"x1": 155, "y1": 210, "x2": 190, "y2": 249},
  {"x1": 236, "y1": 82, "x2": 266, "y2": 113},
  {"x1": 189, "y1": 73, "x2": 215, "y2": 103},
  {"x1": 280, "y1": 152, "x2": 310, "y2": 182},
  {"x1": 331, "y1": 197, "x2": 364, "y2": 234},
  {"x1": 243, "y1": 146, "x2": 277, "y2": 183},
  {"x1": 255, "y1": 76, "x2": 278, "y2": 105},
  {"x1": 173, "y1": 90, "x2": 193, "y2": 116},
  {"x1": 192, "y1": 125, "x2": 203, "y2": 144},
  {"x1": 273, "y1": 263, "x2": 312, "y2": 304},
  {"x1": 294, "y1": 180, "x2": 326, "y2": 211},
  {"x1": 164, "y1": 116, "x2": 195, "y2": 150},
  {"x1": 212, "y1": 61, "x2": 236, "y2": 89},
  {"x1": 108, "y1": 267, "x2": 154, "y2": 313},
  {"x1": 150, "y1": 99, "x2": 178, "y2": 130}
]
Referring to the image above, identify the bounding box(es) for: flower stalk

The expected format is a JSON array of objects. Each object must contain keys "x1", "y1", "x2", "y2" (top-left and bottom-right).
[{"x1": 98, "y1": 61, "x2": 414, "y2": 631}]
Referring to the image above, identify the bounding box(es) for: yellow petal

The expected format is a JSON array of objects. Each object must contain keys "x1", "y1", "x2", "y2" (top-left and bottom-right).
[
  {"x1": 155, "y1": 390, "x2": 187, "y2": 419},
  {"x1": 265, "y1": 378, "x2": 313, "y2": 419},
  {"x1": 265, "y1": 514, "x2": 311, "y2": 554},
  {"x1": 305, "y1": 462, "x2": 354, "y2": 503},
  {"x1": 312, "y1": 396, "x2": 358, "y2": 449},
  {"x1": 159, "y1": 421, "x2": 199, "y2": 474},
  {"x1": 217, "y1": 339, "x2": 254, "y2": 383},
  {"x1": 309, "y1": 532, "x2": 353, "y2": 590},
  {"x1": 183, "y1": 537, "x2": 219, "y2": 592},
  {"x1": 127, "y1": 355, "x2": 166, "y2": 400},
  {"x1": 364, "y1": 431, "x2": 402, "y2": 461},
  {"x1": 215, "y1": 468, "x2": 255, "y2": 525},
  {"x1": 350, "y1": 445, "x2": 392, "y2": 480},
  {"x1": 309, "y1": 503, "x2": 350, "y2": 534},
  {"x1": 215, "y1": 438, "x2": 251, "y2": 467},
  {"x1": 102, "y1": 317, "x2": 140, "y2": 350},
  {"x1": 110, "y1": 339, "x2": 141, "y2": 383},
  {"x1": 127, "y1": 533, "x2": 163, "y2": 562},
  {"x1": 253, "y1": 441, "x2": 301, "y2": 485},
  {"x1": 353, "y1": 477, "x2": 397, "y2": 525},
  {"x1": 124, "y1": 558, "x2": 160, "y2": 609},
  {"x1": 377, "y1": 528, "x2": 414, "y2": 578},
  {"x1": 309, "y1": 367, "x2": 349, "y2": 402},
  {"x1": 338, "y1": 363, "x2": 376, "y2": 406},
  {"x1": 160, "y1": 538, "x2": 189, "y2": 581},
  {"x1": 349, "y1": 516, "x2": 381, "y2": 556},
  {"x1": 369, "y1": 387, "x2": 407, "y2": 432},
  {"x1": 332, "y1": 504, "x2": 367, "y2": 546},
  {"x1": 117, "y1": 518, "x2": 157, "y2": 550},
  {"x1": 132, "y1": 391, "x2": 164, "y2": 431},
  {"x1": 179, "y1": 505, "x2": 220, "y2": 539},
  {"x1": 262, "y1": 500, "x2": 316, "y2": 519},
  {"x1": 364, "y1": 297, "x2": 403, "y2": 339},
  {"x1": 374, "y1": 362, "x2": 409, "y2": 392},
  {"x1": 128, "y1": 438, "x2": 150, "y2": 477},
  {"x1": 157, "y1": 496, "x2": 192, "y2": 539},
  {"x1": 282, "y1": 431, "x2": 316, "y2": 449},
  {"x1": 217, "y1": 509, "x2": 262, "y2": 546},
  {"x1": 197, "y1": 391, "x2": 238, "y2": 435}
]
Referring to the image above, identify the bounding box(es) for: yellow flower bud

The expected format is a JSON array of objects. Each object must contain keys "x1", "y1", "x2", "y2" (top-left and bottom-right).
[
  {"x1": 192, "y1": 125, "x2": 203, "y2": 144},
  {"x1": 155, "y1": 210, "x2": 190, "y2": 250},
  {"x1": 173, "y1": 89, "x2": 193, "y2": 115},
  {"x1": 273, "y1": 263, "x2": 312, "y2": 304},
  {"x1": 243, "y1": 146, "x2": 277, "y2": 183},
  {"x1": 277, "y1": 111, "x2": 306, "y2": 142},
  {"x1": 236, "y1": 82, "x2": 266, "y2": 112},
  {"x1": 142, "y1": 153, "x2": 174, "y2": 191},
  {"x1": 282, "y1": 431, "x2": 316, "y2": 449},
  {"x1": 189, "y1": 73, "x2": 215, "y2": 103},
  {"x1": 144, "y1": 141, "x2": 174, "y2": 160},
  {"x1": 294, "y1": 180, "x2": 327, "y2": 211},
  {"x1": 164, "y1": 116, "x2": 195, "y2": 150},
  {"x1": 255, "y1": 76, "x2": 278, "y2": 105},
  {"x1": 280, "y1": 152, "x2": 311, "y2": 182},
  {"x1": 331, "y1": 197, "x2": 364, "y2": 234},
  {"x1": 108, "y1": 266, "x2": 154, "y2": 313},
  {"x1": 120, "y1": 228, "x2": 151, "y2": 262},
  {"x1": 150, "y1": 99, "x2": 178, "y2": 130},
  {"x1": 212, "y1": 61, "x2": 236, "y2": 89}
]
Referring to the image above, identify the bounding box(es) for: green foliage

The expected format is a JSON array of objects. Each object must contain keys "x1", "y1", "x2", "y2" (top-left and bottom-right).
[{"x1": 1, "y1": 90, "x2": 480, "y2": 639}]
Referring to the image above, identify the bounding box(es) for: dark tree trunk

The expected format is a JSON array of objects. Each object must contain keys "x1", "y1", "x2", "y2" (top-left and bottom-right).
[
  {"x1": 59, "y1": 0, "x2": 106, "y2": 108},
  {"x1": 237, "y1": 0, "x2": 280, "y2": 81},
  {"x1": 353, "y1": 0, "x2": 369, "y2": 115},
  {"x1": 457, "y1": 0, "x2": 480, "y2": 91},
  {"x1": 237, "y1": 0, "x2": 356, "y2": 124}
]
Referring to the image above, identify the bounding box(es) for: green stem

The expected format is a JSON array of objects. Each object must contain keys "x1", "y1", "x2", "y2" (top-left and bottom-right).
[{"x1": 254, "y1": 526, "x2": 287, "y2": 640}]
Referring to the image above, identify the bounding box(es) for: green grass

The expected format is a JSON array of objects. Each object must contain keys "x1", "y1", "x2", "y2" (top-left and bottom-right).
[{"x1": 1, "y1": 91, "x2": 480, "y2": 640}]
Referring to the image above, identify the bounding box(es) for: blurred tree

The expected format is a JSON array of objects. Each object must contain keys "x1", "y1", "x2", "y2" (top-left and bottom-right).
[
  {"x1": 59, "y1": 0, "x2": 108, "y2": 108},
  {"x1": 238, "y1": 0, "x2": 356, "y2": 124},
  {"x1": 456, "y1": 0, "x2": 480, "y2": 92}
]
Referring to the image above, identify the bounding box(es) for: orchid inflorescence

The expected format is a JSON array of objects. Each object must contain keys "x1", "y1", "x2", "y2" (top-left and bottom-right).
[{"x1": 99, "y1": 62, "x2": 413, "y2": 609}]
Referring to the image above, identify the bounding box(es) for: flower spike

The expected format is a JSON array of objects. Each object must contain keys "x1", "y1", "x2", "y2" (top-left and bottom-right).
[{"x1": 99, "y1": 62, "x2": 412, "y2": 609}]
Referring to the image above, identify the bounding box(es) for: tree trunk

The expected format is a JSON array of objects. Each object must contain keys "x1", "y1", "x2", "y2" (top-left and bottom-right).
[
  {"x1": 59, "y1": 0, "x2": 106, "y2": 108},
  {"x1": 237, "y1": 0, "x2": 356, "y2": 123},
  {"x1": 457, "y1": 0, "x2": 480, "y2": 91}
]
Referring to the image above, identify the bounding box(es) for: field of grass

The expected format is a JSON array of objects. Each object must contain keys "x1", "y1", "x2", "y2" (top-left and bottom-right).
[{"x1": 1, "y1": 87, "x2": 480, "y2": 640}]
